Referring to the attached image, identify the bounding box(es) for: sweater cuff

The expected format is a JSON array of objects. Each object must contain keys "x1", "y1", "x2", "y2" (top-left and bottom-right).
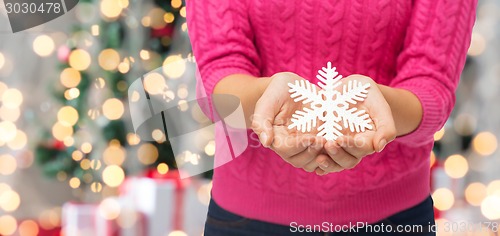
[
  {"x1": 198, "y1": 66, "x2": 259, "y2": 120},
  {"x1": 392, "y1": 81, "x2": 446, "y2": 146}
]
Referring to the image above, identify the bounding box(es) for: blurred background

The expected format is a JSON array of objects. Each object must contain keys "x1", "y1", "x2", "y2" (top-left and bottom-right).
[{"x1": 0, "y1": 0, "x2": 499, "y2": 235}]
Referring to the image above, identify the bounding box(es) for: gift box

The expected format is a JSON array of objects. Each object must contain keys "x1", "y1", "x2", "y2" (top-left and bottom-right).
[
  {"x1": 62, "y1": 202, "x2": 112, "y2": 236},
  {"x1": 119, "y1": 169, "x2": 209, "y2": 236},
  {"x1": 61, "y1": 200, "x2": 147, "y2": 236}
]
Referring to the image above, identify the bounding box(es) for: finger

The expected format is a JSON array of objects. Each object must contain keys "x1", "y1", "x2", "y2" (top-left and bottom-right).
[
  {"x1": 314, "y1": 153, "x2": 344, "y2": 173},
  {"x1": 251, "y1": 96, "x2": 279, "y2": 148},
  {"x1": 315, "y1": 168, "x2": 326, "y2": 176},
  {"x1": 336, "y1": 133, "x2": 375, "y2": 159},
  {"x1": 286, "y1": 137, "x2": 325, "y2": 169},
  {"x1": 324, "y1": 141, "x2": 360, "y2": 169},
  {"x1": 271, "y1": 133, "x2": 317, "y2": 159},
  {"x1": 369, "y1": 102, "x2": 397, "y2": 152}
]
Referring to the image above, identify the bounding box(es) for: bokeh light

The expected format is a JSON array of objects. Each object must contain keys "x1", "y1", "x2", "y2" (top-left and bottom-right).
[
  {"x1": 72, "y1": 150, "x2": 83, "y2": 161},
  {"x1": 171, "y1": 0, "x2": 182, "y2": 8},
  {"x1": 91, "y1": 182, "x2": 103, "y2": 193},
  {"x1": 204, "y1": 140, "x2": 215, "y2": 156},
  {"x1": 102, "y1": 98, "x2": 124, "y2": 120},
  {"x1": 1, "y1": 88, "x2": 23, "y2": 108},
  {"x1": 137, "y1": 143, "x2": 159, "y2": 165},
  {"x1": 32, "y1": 35, "x2": 55, "y2": 57},
  {"x1": 0, "y1": 215, "x2": 17, "y2": 235},
  {"x1": 164, "y1": 12, "x2": 175, "y2": 23},
  {"x1": 0, "y1": 121, "x2": 17, "y2": 142},
  {"x1": 100, "y1": 0, "x2": 123, "y2": 19},
  {"x1": 103, "y1": 144, "x2": 126, "y2": 165},
  {"x1": 168, "y1": 231, "x2": 188, "y2": 236},
  {"x1": 180, "y1": 7, "x2": 186, "y2": 18},
  {"x1": 60, "y1": 68, "x2": 81, "y2": 88},
  {"x1": 0, "y1": 154, "x2": 17, "y2": 175},
  {"x1": 81, "y1": 142, "x2": 93, "y2": 154},
  {"x1": 63, "y1": 136, "x2": 75, "y2": 147},
  {"x1": 162, "y1": 55, "x2": 185, "y2": 79},
  {"x1": 152, "y1": 129, "x2": 166, "y2": 143},
  {"x1": 177, "y1": 100, "x2": 188, "y2": 111},
  {"x1": 57, "y1": 106, "x2": 79, "y2": 127},
  {"x1": 51, "y1": 122, "x2": 73, "y2": 141},
  {"x1": 90, "y1": 159, "x2": 102, "y2": 170},
  {"x1": 481, "y1": 195, "x2": 500, "y2": 220},
  {"x1": 148, "y1": 8, "x2": 167, "y2": 29},
  {"x1": 465, "y1": 182, "x2": 487, "y2": 206},
  {"x1": 7, "y1": 130, "x2": 27, "y2": 150},
  {"x1": 487, "y1": 180, "x2": 500, "y2": 196},
  {"x1": 99, "y1": 198, "x2": 121, "y2": 220},
  {"x1": 127, "y1": 133, "x2": 141, "y2": 145},
  {"x1": 67, "y1": 88, "x2": 80, "y2": 99},
  {"x1": 432, "y1": 188, "x2": 454, "y2": 211},
  {"x1": 118, "y1": 0, "x2": 129, "y2": 8},
  {"x1": 129, "y1": 91, "x2": 141, "y2": 102},
  {"x1": 429, "y1": 151, "x2": 436, "y2": 168},
  {"x1": 443, "y1": 154, "x2": 469, "y2": 179},
  {"x1": 157, "y1": 163, "x2": 169, "y2": 174},
  {"x1": 38, "y1": 208, "x2": 60, "y2": 230},
  {"x1": 177, "y1": 85, "x2": 188, "y2": 99},
  {"x1": 434, "y1": 127, "x2": 445, "y2": 141},
  {"x1": 140, "y1": 50, "x2": 150, "y2": 60},
  {"x1": 80, "y1": 159, "x2": 91, "y2": 170},
  {"x1": 468, "y1": 32, "x2": 486, "y2": 56},
  {"x1": 91, "y1": 24, "x2": 99, "y2": 36},
  {"x1": 95, "y1": 77, "x2": 106, "y2": 89},
  {"x1": 69, "y1": 177, "x2": 81, "y2": 189},
  {"x1": 118, "y1": 59, "x2": 130, "y2": 73},
  {"x1": 98, "y1": 48, "x2": 120, "y2": 71},
  {"x1": 69, "y1": 49, "x2": 91, "y2": 71},
  {"x1": 102, "y1": 165, "x2": 125, "y2": 187},
  {"x1": 0, "y1": 106, "x2": 21, "y2": 122},
  {"x1": 143, "y1": 72, "x2": 166, "y2": 95},
  {"x1": 197, "y1": 182, "x2": 212, "y2": 206},
  {"x1": 0, "y1": 189, "x2": 21, "y2": 212},
  {"x1": 18, "y1": 220, "x2": 39, "y2": 236},
  {"x1": 473, "y1": 132, "x2": 498, "y2": 156}
]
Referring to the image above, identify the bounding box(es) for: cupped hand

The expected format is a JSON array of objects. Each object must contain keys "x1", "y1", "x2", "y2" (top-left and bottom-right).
[
  {"x1": 251, "y1": 72, "x2": 327, "y2": 172},
  {"x1": 314, "y1": 75, "x2": 397, "y2": 175}
]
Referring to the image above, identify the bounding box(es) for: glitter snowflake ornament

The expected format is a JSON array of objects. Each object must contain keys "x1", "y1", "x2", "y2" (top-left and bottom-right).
[{"x1": 288, "y1": 62, "x2": 373, "y2": 141}]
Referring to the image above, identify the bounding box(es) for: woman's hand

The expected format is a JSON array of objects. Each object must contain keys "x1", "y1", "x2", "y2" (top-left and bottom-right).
[
  {"x1": 251, "y1": 72, "x2": 327, "y2": 172},
  {"x1": 314, "y1": 75, "x2": 397, "y2": 175}
]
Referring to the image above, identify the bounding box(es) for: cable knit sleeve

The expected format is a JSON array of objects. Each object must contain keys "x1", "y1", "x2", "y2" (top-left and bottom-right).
[
  {"x1": 390, "y1": 0, "x2": 477, "y2": 146},
  {"x1": 186, "y1": 0, "x2": 261, "y2": 107}
]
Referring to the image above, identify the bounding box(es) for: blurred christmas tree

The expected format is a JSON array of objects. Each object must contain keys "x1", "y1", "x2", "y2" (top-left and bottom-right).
[{"x1": 34, "y1": 0, "x2": 188, "y2": 194}]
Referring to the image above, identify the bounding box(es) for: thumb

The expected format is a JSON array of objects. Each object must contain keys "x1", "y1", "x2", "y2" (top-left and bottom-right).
[
  {"x1": 370, "y1": 101, "x2": 397, "y2": 152},
  {"x1": 251, "y1": 95, "x2": 278, "y2": 148},
  {"x1": 371, "y1": 114, "x2": 397, "y2": 152}
]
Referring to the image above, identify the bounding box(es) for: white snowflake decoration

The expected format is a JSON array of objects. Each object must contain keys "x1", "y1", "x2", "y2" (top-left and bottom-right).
[{"x1": 288, "y1": 62, "x2": 373, "y2": 141}]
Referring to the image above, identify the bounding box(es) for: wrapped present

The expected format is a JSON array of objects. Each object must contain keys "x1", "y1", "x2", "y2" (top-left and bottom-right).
[
  {"x1": 62, "y1": 200, "x2": 147, "y2": 236},
  {"x1": 62, "y1": 202, "x2": 112, "y2": 236},
  {"x1": 120, "y1": 169, "x2": 209, "y2": 236}
]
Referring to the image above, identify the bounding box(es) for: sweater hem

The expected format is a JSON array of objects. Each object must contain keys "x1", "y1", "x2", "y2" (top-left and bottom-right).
[{"x1": 212, "y1": 162, "x2": 431, "y2": 227}]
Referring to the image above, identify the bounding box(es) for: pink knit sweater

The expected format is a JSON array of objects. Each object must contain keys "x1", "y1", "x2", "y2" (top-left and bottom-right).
[{"x1": 187, "y1": 0, "x2": 476, "y2": 226}]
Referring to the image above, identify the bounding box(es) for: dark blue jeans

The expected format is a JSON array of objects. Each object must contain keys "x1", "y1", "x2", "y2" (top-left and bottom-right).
[{"x1": 204, "y1": 196, "x2": 436, "y2": 236}]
